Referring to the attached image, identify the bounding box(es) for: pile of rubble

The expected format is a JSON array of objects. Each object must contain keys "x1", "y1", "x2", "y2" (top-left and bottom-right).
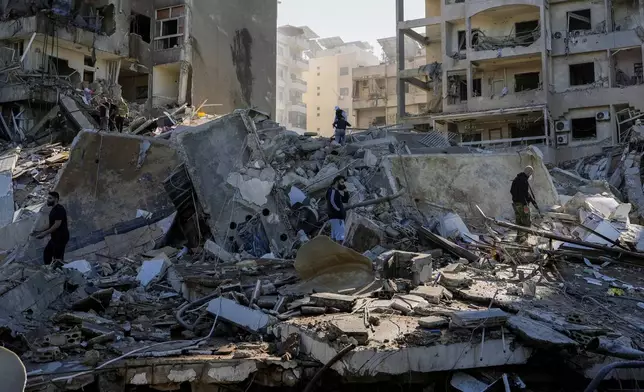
[{"x1": 0, "y1": 110, "x2": 643, "y2": 391}]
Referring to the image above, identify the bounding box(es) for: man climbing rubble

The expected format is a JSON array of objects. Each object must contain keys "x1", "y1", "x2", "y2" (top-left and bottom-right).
[
  {"x1": 510, "y1": 165, "x2": 537, "y2": 242},
  {"x1": 332, "y1": 107, "x2": 351, "y2": 146},
  {"x1": 31, "y1": 192, "x2": 69, "y2": 267},
  {"x1": 326, "y1": 175, "x2": 350, "y2": 244}
]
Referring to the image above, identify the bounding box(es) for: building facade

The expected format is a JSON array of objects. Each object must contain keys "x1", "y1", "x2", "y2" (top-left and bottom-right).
[
  {"x1": 394, "y1": 0, "x2": 644, "y2": 162},
  {"x1": 0, "y1": 0, "x2": 276, "y2": 141},
  {"x1": 276, "y1": 25, "x2": 317, "y2": 133},
  {"x1": 304, "y1": 39, "x2": 379, "y2": 137}
]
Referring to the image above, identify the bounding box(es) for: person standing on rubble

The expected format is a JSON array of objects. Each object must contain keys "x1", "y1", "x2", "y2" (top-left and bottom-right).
[
  {"x1": 326, "y1": 176, "x2": 350, "y2": 244},
  {"x1": 510, "y1": 166, "x2": 537, "y2": 242},
  {"x1": 115, "y1": 97, "x2": 129, "y2": 133},
  {"x1": 32, "y1": 192, "x2": 69, "y2": 267},
  {"x1": 332, "y1": 108, "x2": 351, "y2": 146}
]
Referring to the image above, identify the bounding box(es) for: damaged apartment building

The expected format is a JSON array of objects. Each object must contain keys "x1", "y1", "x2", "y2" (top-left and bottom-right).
[
  {"x1": 0, "y1": 0, "x2": 276, "y2": 142},
  {"x1": 394, "y1": 0, "x2": 644, "y2": 163}
]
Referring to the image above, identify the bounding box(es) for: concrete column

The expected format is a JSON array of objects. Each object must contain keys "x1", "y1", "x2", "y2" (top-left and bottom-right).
[
  {"x1": 610, "y1": 104, "x2": 618, "y2": 143},
  {"x1": 543, "y1": 107, "x2": 549, "y2": 146},
  {"x1": 178, "y1": 61, "x2": 191, "y2": 105},
  {"x1": 466, "y1": 64, "x2": 473, "y2": 101},
  {"x1": 465, "y1": 16, "x2": 471, "y2": 56},
  {"x1": 540, "y1": 4, "x2": 548, "y2": 98},
  {"x1": 605, "y1": 0, "x2": 613, "y2": 32},
  {"x1": 146, "y1": 0, "x2": 155, "y2": 113},
  {"x1": 640, "y1": 0, "x2": 644, "y2": 27},
  {"x1": 396, "y1": 0, "x2": 406, "y2": 121},
  {"x1": 607, "y1": 49, "x2": 614, "y2": 88}
]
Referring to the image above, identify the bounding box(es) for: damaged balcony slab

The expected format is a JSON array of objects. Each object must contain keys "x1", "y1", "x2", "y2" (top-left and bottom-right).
[
  {"x1": 272, "y1": 314, "x2": 533, "y2": 378},
  {"x1": 173, "y1": 110, "x2": 290, "y2": 256},
  {"x1": 382, "y1": 151, "x2": 558, "y2": 222}
]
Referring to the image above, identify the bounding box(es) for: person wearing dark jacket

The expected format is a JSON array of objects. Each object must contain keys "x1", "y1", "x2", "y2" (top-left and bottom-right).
[
  {"x1": 332, "y1": 111, "x2": 351, "y2": 146},
  {"x1": 326, "y1": 175, "x2": 350, "y2": 243},
  {"x1": 510, "y1": 165, "x2": 536, "y2": 242}
]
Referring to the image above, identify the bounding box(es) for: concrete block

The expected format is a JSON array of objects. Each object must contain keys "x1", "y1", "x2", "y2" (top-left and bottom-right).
[
  {"x1": 441, "y1": 263, "x2": 465, "y2": 274},
  {"x1": 344, "y1": 212, "x2": 385, "y2": 253},
  {"x1": 310, "y1": 293, "x2": 356, "y2": 312},
  {"x1": 440, "y1": 272, "x2": 472, "y2": 288},
  {"x1": 507, "y1": 316, "x2": 578, "y2": 348},
  {"x1": 136, "y1": 254, "x2": 170, "y2": 288},
  {"x1": 411, "y1": 254, "x2": 433, "y2": 285},
  {"x1": 410, "y1": 286, "x2": 443, "y2": 304},
  {"x1": 418, "y1": 316, "x2": 449, "y2": 329},
  {"x1": 207, "y1": 297, "x2": 276, "y2": 332},
  {"x1": 204, "y1": 240, "x2": 234, "y2": 262},
  {"x1": 330, "y1": 316, "x2": 370, "y2": 345},
  {"x1": 451, "y1": 309, "x2": 508, "y2": 329}
]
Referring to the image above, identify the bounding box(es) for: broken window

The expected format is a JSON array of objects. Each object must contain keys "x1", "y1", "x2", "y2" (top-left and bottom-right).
[
  {"x1": 84, "y1": 55, "x2": 95, "y2": 67},
  {"x1": 472, "y1": 78, "x2": 482, "y2": 96},
  {"x1": 46, "y1": 56, "x2": 81, "y2": 84},
  {"x1": 571, "y1": 117, "x2": 597, "y2": 139},
  {"x1": 83, "y1": 70, "x2": 95, "y2": 83},
  {"x1": 568, "y1": 9, "x2": 592, "y2": 31},
  {"x1": 459, "y1": 79, "x2": 468, "y2": 101},
  {"x1": 515, "y1": 72, "x2": 540, "y2": 91},
  {"x1": 339, "y1": 87, "x2": 349, "y2": 97},
  {"x1": 373, "y1": 116, "x2": 386, "y2": 126},
  {"x1": 130, "y1": 13, "x2": 151, "y2": 43},
  {"x1": 340, "y1": 67, "x2": 349, "y2": 76},
  {"x1": 155, "y1": 6, "x2": 185, "y2": 50},
  {"x1": 569, "y1": 62, "x2": 595, "y2": 86},
  {"x1": 375, "y1": 78, "x2": 386, "y2": 90},
  {"x1": 462, "y1": 132, "x2": 482, "y2": 142},
  {"x1": 136, "y1": 86, "x2": 148, "y2": 100},
  {"x1": 458, "y1": 31, "x2": 466, "y2": 51},
  {"x1": 515, "y1": 20, "x2": 539, "y2": 45},
  {"x1": 510, "y1": 121, "x2": 544, "y2": 144}
]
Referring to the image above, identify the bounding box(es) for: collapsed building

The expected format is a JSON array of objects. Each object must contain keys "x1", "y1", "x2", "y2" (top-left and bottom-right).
[
  {"x1": 0, "y1": 0, "x2": 276, "y2": 144},
  {"x1": 393, "y1": 0, "x2": 644, "y2": 164},
  {"x1": 0, "y1": 106, "x2": 642, "y2": 391}
]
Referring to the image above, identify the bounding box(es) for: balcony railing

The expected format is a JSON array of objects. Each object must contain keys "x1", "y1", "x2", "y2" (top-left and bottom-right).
[{"x1": 473, "y1": 28, "x2": 541, "y2": 51}]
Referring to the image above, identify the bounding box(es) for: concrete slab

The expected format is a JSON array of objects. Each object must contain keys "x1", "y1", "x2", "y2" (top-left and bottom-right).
[
  {"x1": 418, "y1": 316, "x2": 449, "y2": 329},
  {"x1": 384, "y1": 151, "x2": 558, "y2": 222},
  {"x1": 173, "y1": 112, "x2": 289, "y2": 256},
  {"x1": 0, "y1": 271, "x2": 66, "y2": 316},
  {"x1": 410, "y1": 286, "x2": 443, "y2": 304},
  {"x1": 136, "y1": 254, "x2": 170, "y2": 288},
  {"x1": 49, "y1": 130, "x2": 180, "y2": 240},
  {"x1": 329, "y1": 316, "x2": 370, "y2": 345},
  {"x1": 310, "y1": 293, "x2": 356, "y2": 312},
  {"x1": 451, "y1": 309, "x2": 508, "y2": 328},
  {"x1": 207, "y1": 297, "x2": 276, "y2": 333},
  {"x1": 506, "y1": 316, "x2": 578, "y2": 349}
]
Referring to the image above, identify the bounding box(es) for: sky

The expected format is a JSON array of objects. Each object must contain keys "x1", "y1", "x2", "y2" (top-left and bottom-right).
[{"x1": 277, "y1": 0, "x2": 425, "y2": 58}]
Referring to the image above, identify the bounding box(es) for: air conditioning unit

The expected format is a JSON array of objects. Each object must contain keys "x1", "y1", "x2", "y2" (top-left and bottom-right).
[
  {"x1": 556, "y1": 134, "x2": 569, "y2": 146},
  {"x1": 555, "y1": 120, "x2": 570, "y2": 132},
  {"x1": 596, "y1": 111, "x2": 610, "y2": 121}
]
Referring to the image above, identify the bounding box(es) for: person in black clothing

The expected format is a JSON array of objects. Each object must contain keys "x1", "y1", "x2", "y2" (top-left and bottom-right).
[
  {"x1": 326, "y1": 175, "x2": 350, "y2": 243},
  {"x1": 332, "y1": 110, "x2": 351, "y2": 146},
  {"x1": 510, "y1": 166, "x2": 537, "y2": 242},
  {"x1": 33, "y1": 192, "x2": 70, "y2": 266}
]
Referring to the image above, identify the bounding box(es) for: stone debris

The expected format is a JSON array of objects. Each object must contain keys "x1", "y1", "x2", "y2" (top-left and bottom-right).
[{"x1": 0, "y1": 109, "x2": 642, "y2": 391}]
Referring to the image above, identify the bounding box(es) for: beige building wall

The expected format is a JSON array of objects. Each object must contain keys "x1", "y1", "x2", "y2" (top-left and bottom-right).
[
  {"x1": 398, "y1": 0, "x2": 644, "y2": 163},
  {"x1": 304, "y1": 46, "x2": 379, "y2": 136}
]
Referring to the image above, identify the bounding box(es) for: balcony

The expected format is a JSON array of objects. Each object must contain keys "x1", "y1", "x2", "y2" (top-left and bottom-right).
[
  {"x1": 470, "y1": 36, "x2": 543, "y2": 62},
  {"x1": 291, "y1": 57, "x2": 309, "y2": 71},
  {"x1": 466, "y1": 88, "x2": 545, "y2": 112},
  {"x1": 289, "y1": 101, "x2": 307, "y2": 113},
  {"x1": 549, "y1": 84, "x2": 644, "y2": 118},
  {"x1": 551, "y1": 29, "x2": 644, "y2": 56},
  {"x1": 290, "y1": 78, "x2": 307, "y2": 91}
]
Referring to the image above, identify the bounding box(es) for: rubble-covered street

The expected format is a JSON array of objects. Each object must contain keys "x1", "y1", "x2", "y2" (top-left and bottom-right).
[{"x1": 0, "y1": 109, "x2": 643, "y2": 391}]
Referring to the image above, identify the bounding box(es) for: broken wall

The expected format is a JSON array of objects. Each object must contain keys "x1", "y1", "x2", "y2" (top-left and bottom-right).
[
  {"x1": 49, "y1": 130, "x2": 180, "y2": 239},
  {"x1": 190, "y1": 0, "x2": 277, "y2": 115},
  {"x1": 384, "y1": 151, "x2": 558, "y2": 221}
]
